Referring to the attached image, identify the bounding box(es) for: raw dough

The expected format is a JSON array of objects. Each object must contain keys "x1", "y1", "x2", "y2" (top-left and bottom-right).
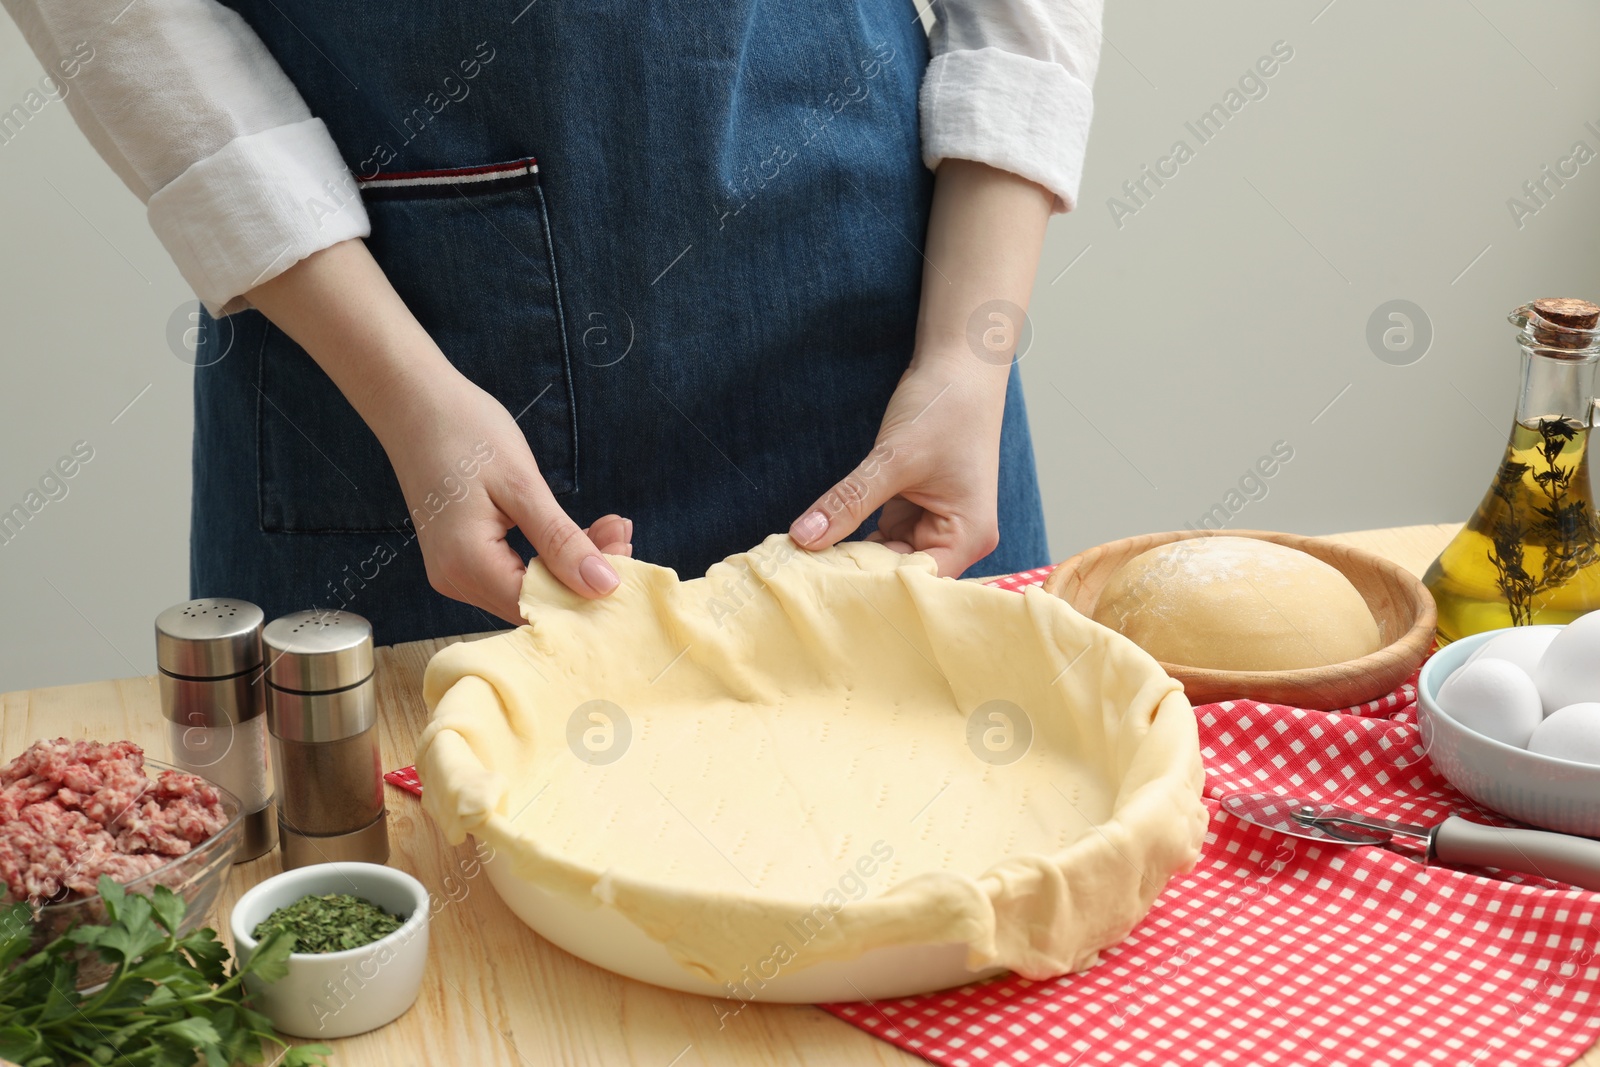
[
  {"x1": 417, "y1": 535, "x2": 1206, "y2": 984},
  {"x1": 1092, "y1": 537, "x2": 1381, "y2": 672}
]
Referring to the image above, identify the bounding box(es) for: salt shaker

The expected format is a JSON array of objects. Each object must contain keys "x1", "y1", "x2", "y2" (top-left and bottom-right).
[
  {"x1": 155, "y1": 599, "x2": 277, "y2": 861},
  {"x1": 263, "y1": 609, "x2": 389, "y2": 869}
]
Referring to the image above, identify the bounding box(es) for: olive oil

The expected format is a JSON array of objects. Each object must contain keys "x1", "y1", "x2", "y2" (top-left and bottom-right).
[
  {"x1": 1424, "y1": 416, "x2": 1600, "y2": 640},
  {"x1": 1423, "y1": 298, "x2": 1600, "y2": 643}
]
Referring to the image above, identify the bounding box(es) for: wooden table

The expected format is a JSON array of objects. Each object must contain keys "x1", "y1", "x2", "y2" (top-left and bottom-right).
[{"x1": 6, "y1": 524, "x2": 1597, "y2": 1066}]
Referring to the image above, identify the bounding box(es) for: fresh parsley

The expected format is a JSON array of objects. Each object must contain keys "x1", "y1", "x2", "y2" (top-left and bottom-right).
[{"x1": 0, "y1": 875, "x2": 331, "y2": 1067}]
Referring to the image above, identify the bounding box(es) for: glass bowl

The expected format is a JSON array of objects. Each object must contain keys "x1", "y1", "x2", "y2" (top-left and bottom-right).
[{"x1": 16, "y1": 760, "x2": 244, "y2": 987}]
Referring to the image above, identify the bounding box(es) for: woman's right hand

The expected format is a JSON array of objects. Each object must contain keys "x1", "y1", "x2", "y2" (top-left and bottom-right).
[
  {"x1": 245, "y1": 238, "x2": 628, "y2": 624},
  {"x1": 375, "y1": 367, "x2": 631, "y2": 625}
]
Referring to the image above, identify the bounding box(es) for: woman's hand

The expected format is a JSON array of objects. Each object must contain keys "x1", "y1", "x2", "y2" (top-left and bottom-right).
[
  {"x1": 378, "y1": 367, "x2": 631, "y2": 623},
  {"x1": 788, "y1": 354, "x2": 1005, "y2": 576},
  {"x1": 246, "y1": 239, "x2": 629, "y2": 623},
  {"x1": 788, "y1": 159, "x2": 1055, "y2": 575}
]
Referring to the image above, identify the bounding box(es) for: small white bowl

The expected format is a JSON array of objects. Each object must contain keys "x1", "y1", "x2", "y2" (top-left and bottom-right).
[
  {"x1": 230, "y1": 861, "x2": 430, "y2": 1039},
  {"x1": 1417, "y1": 626, "x2": 1600, "y2": 837}
]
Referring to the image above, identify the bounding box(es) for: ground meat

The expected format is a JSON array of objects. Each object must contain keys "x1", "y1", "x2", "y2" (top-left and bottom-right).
[
  {"x1": 115, "y1": 772, "x2": 226, "y2": 855},
  {"x1": 0, "y1": 739, "x2": 229, "y2": 903},
  {"x1": 63, "y1": 838, "x2": 168, "y2": 896}
]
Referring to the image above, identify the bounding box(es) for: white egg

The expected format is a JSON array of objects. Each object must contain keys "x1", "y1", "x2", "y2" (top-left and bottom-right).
[
  {"x1": 1462, "y1": 627, "x2": 1561, "y2": 678},
  {"x1": 1534, "y1": 611, "x2": 1600, "y2": 715},
  {"x1": 1436, "y1": 658, "x2": 1545, "y2": 747},
  {"x1": 1527, "y1": 702, "x2": 1600, "y2": 765}
]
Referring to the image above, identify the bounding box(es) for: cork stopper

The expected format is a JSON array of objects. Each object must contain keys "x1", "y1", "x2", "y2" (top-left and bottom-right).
[
  {"x1": 1511, "y1": 297, "x2": 1600, "y2": 352},
  {"x1": 1532, "y1": 298, "x2": 1600, "y2": 330}
]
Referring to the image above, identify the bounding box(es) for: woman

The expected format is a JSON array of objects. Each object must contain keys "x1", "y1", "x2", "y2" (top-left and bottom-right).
[{"x1": 5, "y1": 0, "x2": 1101, "y2": 644}]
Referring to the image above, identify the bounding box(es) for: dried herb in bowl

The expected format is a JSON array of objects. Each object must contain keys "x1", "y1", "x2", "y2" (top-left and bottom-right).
[{"x1": 253, "y1": 892, "x2": 407, "y2": 954}]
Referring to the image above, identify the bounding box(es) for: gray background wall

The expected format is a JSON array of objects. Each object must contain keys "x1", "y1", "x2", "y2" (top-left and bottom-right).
[{"x1": 3, "y1": 0, "x2": 1598, "y2": 691}]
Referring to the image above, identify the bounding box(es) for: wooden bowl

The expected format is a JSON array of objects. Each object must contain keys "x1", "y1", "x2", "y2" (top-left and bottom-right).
[{"x1": 1042, "y1": 529, "x2": 1437, "y2": 711}]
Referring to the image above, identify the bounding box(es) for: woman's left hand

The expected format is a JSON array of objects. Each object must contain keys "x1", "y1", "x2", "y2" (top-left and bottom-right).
[
  {"x1": 787, "y1": 350, "x2": 1008, "y2": 577},
  {"x1": 787, "y1": 159, "x2": 1054, "y2": 577}
]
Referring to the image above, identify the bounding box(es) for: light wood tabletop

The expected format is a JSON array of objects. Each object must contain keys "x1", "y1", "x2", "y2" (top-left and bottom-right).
[{"x1": 4, "y1": 523, "x2": 1597, "y2": 1067}]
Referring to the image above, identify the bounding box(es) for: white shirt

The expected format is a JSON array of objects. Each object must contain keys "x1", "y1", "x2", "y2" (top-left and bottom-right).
[{"x1": 2, "y1": 0, "x2": 1102, "y2": 315}]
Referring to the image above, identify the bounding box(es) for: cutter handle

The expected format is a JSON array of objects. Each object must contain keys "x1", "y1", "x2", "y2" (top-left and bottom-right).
[{"x1": 1432, "y1": 817, "x2": 1600, "y2": 891}]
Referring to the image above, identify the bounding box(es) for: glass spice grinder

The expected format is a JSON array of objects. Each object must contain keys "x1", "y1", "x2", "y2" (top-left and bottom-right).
[
  {"x1": 1423, "y1": 297, "x2": 1600, "y2": 640},
  {"x1": 263, "y1": 609, "x2": 389, "y2": 869},
  {"x1": 155, "y1": 598, "x2": 277, "y2": 861}
]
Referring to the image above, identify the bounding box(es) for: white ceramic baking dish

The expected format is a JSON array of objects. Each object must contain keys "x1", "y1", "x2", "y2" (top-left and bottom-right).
[
  {"x1": 483, "y1": 862, "x2": 997, "y2": 1001},
  {"x1": 418, "y1": 538, "x2": 1209, "y2": 1003}
]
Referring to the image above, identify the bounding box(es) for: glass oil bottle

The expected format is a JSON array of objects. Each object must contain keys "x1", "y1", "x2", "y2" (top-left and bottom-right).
[{"x1": 1423, "y1": 298, "x2": 1600, "y2": 642}]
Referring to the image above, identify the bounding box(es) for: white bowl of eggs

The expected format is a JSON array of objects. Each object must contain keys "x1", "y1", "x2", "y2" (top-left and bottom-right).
[{"x1": 1417, "y1": 614, "x2": 1600, "y2": 837}]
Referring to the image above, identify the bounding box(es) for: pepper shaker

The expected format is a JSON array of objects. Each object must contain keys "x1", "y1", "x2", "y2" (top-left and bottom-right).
[
  {"x1": 264, "y1": 609, "x2": 389, "y2": 869},
  {"x1": 155, "y1": 599, "x2": 277, "y2": 861}
]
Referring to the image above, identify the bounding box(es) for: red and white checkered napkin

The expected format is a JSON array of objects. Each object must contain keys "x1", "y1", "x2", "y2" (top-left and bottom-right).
[
  {"x1": 979, "y1": 565, "x2": 1058, "y2": 594},
  {"x1": 821, "y1": 578, "x2": 1600, "y2": 1067},
  {"x1": 385, "y1": 764, "x2": 422, "y2": 795},
  {"x1": 389, "y1": 567, "x2": 1600, "y2": 1066}
]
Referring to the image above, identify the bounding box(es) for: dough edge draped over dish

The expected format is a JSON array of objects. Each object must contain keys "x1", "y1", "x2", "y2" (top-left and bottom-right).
[{"x1": 416, "y1": 535, "x2": 1208, "y2": 983}]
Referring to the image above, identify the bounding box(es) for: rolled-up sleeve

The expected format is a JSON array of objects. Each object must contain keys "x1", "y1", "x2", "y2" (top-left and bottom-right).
[
  {"x1": 921, "y1": 0, "x2": 1104, "y2": 213},
  {"x1": 2, "y1": 0, "x2": 369, "y2": 314}
]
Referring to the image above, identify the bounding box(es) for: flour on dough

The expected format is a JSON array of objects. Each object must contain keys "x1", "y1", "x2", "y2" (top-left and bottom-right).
[{"x1": 1093, "y1": 536, "x2": 1381, "y2": 671}]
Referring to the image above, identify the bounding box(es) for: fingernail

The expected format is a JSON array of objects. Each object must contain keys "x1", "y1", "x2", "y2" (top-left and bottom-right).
[
  {"x1": 623, "y1": 517, "x2": 634, "y2": 544},
  {"x1": 790, "y1": 510, "x2": 829, "y2": 546},
  {"x1": 580, "y1": 555, "x2": 620, "y2": 595}
]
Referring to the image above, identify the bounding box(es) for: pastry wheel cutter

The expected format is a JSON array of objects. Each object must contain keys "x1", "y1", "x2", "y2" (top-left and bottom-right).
[{"x1": 1222, "y1": 792, "x2": 1600, "y2": 892}]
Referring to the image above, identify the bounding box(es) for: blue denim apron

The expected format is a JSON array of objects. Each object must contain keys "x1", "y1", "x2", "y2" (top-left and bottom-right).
[{"x1": 191, "y1": 0, "x2": 1049, "y2": 644}]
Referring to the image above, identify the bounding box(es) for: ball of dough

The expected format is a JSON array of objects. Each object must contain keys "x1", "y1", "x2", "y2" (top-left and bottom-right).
[{"x1": 1091, "y1": 537, "x2": 1382, "y2": 671}]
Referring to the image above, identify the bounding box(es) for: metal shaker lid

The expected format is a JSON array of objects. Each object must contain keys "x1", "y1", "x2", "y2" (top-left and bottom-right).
[
  {"x1": 262, "y1": 610, "x2": 374, "y2": 693},
  {"x1": 155, "y1": 599, "x2": 264, "y2": 678}
]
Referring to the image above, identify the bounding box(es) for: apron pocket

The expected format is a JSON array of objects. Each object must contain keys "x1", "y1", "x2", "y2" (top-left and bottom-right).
[{"x1": 257, "y1": 156, "x2": 576, "y2": 534}]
